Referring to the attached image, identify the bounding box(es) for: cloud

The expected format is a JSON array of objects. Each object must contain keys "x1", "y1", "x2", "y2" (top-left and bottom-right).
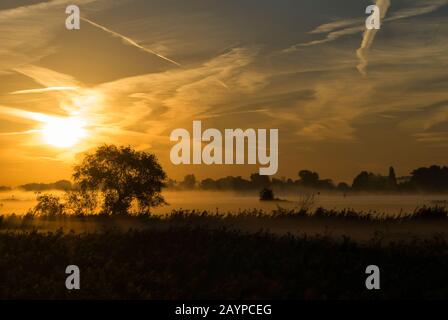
[
  {"x1": 0, "y1": 0, "x2": 103, "y2": 74},
  {"x1": 89, "y1": 47, "x2": 263, "y2": 150},
  {"x1": 0, "y1": 47, "x2": 262, "y2": 156},
  {"x1": 13, "y1": 64, "x2": 82, "y2": 88},
  {"x1": 413, "y1": 132, "x2": 448, "y2": 142},
  {"x1": 0, "y1": 105, "x2": 52, "y2": 123},
  {"x1": 284, "y1": 0, "x2": 447, "y2": 52},
  {"x1": 284, "y1": 25, "x2": 364, "y2": 50},
  {"x1": 399, "y1": 103, "x2": 448, "y2": 131}
]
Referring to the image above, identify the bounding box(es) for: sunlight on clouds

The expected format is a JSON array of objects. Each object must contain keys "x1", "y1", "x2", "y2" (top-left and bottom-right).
[{"x1": 0, "y1": 105, "x2": 89, "y2": 148}]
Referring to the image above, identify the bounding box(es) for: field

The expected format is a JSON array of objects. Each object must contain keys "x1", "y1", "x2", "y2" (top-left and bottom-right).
[
  {"x1": 0, "y1": 206, "x2": 447, "y2": 299},
  {"x1": 2, "y1": 190, "x2": 448, "y2": 216}
]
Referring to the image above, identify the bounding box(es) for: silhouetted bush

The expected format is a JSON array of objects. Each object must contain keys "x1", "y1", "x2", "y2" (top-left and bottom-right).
[{"x1": 259, "y1": 188, "x2": 275, "y2": 201}]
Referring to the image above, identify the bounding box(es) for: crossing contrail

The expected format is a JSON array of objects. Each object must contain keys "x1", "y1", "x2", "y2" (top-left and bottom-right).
[
  {"x1": 356, "y1": 0, "x2": 391, "y2": 76},
  {"x1": 10, "y1": 86, "x2": 78, "y2": 95},
  {"x1": 81, "y1": 17, "x2": 181, "y2": 67}
]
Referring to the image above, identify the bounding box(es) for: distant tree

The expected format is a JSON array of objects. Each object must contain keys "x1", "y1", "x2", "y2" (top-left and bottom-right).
[
  {"x1": 231, "y1": 176, "x2": 252, "y2": 190},
  {"x1": 352, "y1": 171, "x2": 388, "y2": 190},
  {"x1": 250, "y1": 173, "x2": 271, "y2": 189},
  {"x1": 180, "y1": 174, "x2": 197, "y2": 189},
  {"x1": 166, "y1": 179, "x2": 178, "y2": 189},
  {"x1": 217, "y1": 176, "x2": 235, "y2": 190},
  {"x1": 316, "y1": 179, "x2": 335, "y2": 190},
  {"x1": 271, "y1": 178, "x2": 285, "y2": 189},
  {"x1": 298, "y1": 170, "x2": 319, "y2": 187},
  {"x1": 200, "y1": 178, "x2": 218, "y2": 190},
  {"x1": 0, "y1": 186, "x2": 11, "y2": 192},
  {"x1": 410, "y1": 165, "x2": 448, "y2": 191},
  {"x1": 353, "y1": 171, "x2": 371, "y2": 190},
  {"x1": 337, "y1": 182, "x2": 350, "y2": 192},
  {"x1": 19, "y1": 180, "x2": 73, "y2": 192},
  {"x1": 388, "y1": 166, "x2": 397, "y2": 188},
  {"x1": 73, "y1": 145, "x2": 167, "y2": 215}
]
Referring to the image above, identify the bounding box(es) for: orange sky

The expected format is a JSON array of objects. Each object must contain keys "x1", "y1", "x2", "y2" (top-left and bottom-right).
[{"x1": 0, "y1": 0, "x2": 447, "y2": 186}]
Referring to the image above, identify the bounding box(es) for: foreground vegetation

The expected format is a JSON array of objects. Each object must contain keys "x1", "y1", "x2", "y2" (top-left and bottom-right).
[
  {"x1": 0, "y1": 207, "x2": 447, "y2": 299},
  {"x1": 2, "y1": 205, "x2": 448, "y2": 240},
  {"x1": 0, "y1": 225, "x2": 447, "y2": 299}
]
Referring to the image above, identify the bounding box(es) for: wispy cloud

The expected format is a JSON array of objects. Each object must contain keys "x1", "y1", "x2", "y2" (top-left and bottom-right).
[
  {"x1": 399, "y1": 103, "x2": 448, "y2": 131},
  {"x1": 284, "y1": 0, "x2": 447, "y2": 52},
  {"x1": 0, "y1": 47, "x2": 260, "y2": 156},
  {"x1": 0, "y1": 105, "x2": 52, "y2": 123},
  {"x1": 0, "y1": 0, "x2": 102, "y2": 74},
  {"x1": 0, "y1": 129, "x2": 40, "y2": 136}
]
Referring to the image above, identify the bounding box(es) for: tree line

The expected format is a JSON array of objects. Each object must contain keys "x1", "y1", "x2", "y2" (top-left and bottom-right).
[
  {"x1": 1, "y1": 144, "x2": 447, "y2": 195},
  {"x1": 170, "y1": 165, "x2": 448, "y2": 192},
  {"x1": 4, "y1": 145, "x2": 446, "y2": 217}
]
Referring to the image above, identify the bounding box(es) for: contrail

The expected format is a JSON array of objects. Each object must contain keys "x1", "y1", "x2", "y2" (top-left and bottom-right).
[
  {"x1": 201, "y1": 108, "x2": 269, "y2": 119},
  {"x1": 81, "y1": 17, "x2": 181, "y2": 67},
  {"x1": 356, "y1": 0, "x2": 391, "y2": 76},
  {"x1": 10, "y1": 86, "x2": 78, "y2": 95},
  {"x1": 215, "y1": 79, "x2": 229, "y2": 89},
  {"x1": 0, "y1": 129, "x2": 40, "y2": 136}
]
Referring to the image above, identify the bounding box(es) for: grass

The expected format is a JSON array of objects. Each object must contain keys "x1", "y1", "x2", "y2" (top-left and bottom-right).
[
  {"x1": 2, "y1": 205, "x2": 447, "y2": 223},
  {"x1": 0, "y1": 227, "x2": 447, "y2": 299},
  {"x1": 0, "y1": 207, "x2": 447, "y2": 299}
]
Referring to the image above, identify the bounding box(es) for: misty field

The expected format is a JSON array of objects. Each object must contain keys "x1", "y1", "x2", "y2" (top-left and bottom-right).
[
  {"x1": 1, "y1": 170, "x2": 447, "y2": 299},
  {"x1": 2, "y1": 190, "x2": 448, "y2": 216},
  {"x1": 0, "y1": 206, "x2": 447, "y2": 299}
]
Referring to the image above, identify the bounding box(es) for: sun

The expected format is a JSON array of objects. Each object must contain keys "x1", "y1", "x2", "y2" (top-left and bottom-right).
[{"x1": 41, "y1": 117, "x2": 87, "y2": 148}]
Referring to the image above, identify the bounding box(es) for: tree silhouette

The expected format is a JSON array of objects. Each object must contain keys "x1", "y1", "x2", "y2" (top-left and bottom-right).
[
  {"x1": 73, "y1": 145, "x2": 167, "y2": 215},
  {"x1": 259, "y1": 188, "x2": 275, "y2": 201},
  {"x1": 250, "y1": 173, "x2": 271, "y2": 188},
  {"x1": 180, "y1": 174, "x2": 197, "y2": 189},
  {"x1": 298, "y1": 170, "x2": 319, "y2": 187},
  {"x1": 410, "y1": 165, "x2": 448, "y2": 191},
  {"x1": 388, "y1": 166, "x2": 397, "y2": 189}
]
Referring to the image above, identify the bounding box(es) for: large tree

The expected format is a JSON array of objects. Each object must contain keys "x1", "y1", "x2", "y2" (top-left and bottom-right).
[{"x1": 73, "y1": 145, "x2": 167, "y2": 214}]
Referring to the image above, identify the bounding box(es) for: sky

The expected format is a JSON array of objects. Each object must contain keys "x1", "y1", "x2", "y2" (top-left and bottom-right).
[{"x1": 0, "y1": 0, "x2": 447, "y2": 185}]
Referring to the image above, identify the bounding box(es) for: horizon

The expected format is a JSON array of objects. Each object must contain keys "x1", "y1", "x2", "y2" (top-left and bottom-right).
[{"x1": 3, "y1": 163, "x2": 447, "y2": 190}]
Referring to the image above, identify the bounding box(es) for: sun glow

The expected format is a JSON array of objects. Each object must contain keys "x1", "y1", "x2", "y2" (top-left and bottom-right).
[{"x1": 41, "y1": 117, "x2": 87, "y2": 148}]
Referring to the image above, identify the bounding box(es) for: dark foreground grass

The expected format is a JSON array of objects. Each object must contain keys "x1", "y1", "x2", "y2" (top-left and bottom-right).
[
  {"x1": 0, "y1": 225, "x2": 447, "y2": 300},
  {"x1": 1, "y1": 205, "x2": 447, "y2": 228}
]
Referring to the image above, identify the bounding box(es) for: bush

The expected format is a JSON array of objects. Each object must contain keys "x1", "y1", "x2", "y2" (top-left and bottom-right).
[{"x1": 259, "y1": 188, "x2": 275, "y2": 201}]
